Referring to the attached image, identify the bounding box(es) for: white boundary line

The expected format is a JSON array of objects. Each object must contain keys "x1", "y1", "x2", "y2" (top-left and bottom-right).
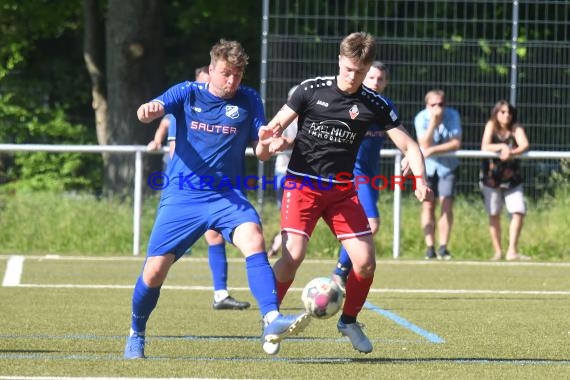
[
  {"x1": 9, "y1": 283, "x2": 570, "y2": 295},
  {"x1": 1, "y1": 254, "x2": 569, "y2": 267},
  {"x1": 2, "y1": 255, "x2": 569, "y2": 295},
  {"x1": 0, "y1": 377, "x2": 227, "y2": 380},
  {"x1": 2, "y1": 255, "x2": 24, "y2": 286}
]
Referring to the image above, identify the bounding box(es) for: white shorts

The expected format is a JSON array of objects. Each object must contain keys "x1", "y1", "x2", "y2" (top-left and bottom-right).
[{"x1": 482, "y1": 184, "x2": 526, "y2": 216}]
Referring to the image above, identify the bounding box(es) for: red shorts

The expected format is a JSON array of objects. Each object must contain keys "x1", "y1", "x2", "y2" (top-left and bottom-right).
[{"x1": 280, "y1": 177, "x2": 372, "y2": 240}]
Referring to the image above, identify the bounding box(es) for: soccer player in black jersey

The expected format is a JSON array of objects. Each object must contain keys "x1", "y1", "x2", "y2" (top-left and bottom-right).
[{"x1": 257, "y1": 32, "x2": 433, "y2": 354}]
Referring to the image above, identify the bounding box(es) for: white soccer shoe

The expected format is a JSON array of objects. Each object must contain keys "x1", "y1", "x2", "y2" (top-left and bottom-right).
[{"x1": 261, "y1": 312, "x2": 310, "y2": 355}]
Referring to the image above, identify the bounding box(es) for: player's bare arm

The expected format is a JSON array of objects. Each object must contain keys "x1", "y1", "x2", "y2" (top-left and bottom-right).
[
  {"x1": 387, "y1": 125, "x2": 427, "y2": 179},
  {"x1": 253, "y1": 137, "x2": 273, "y2": 161},
  {"x1": 147, "y1": 117, "x2": 170, "y2": 150},
  {"x1": 255, "y1": 134, "x2": 294, "y2": 161},
  {"x1": 256, "y1": 105, "x2": 298, "y2": 160},
  {"x1": 267, "y1": 105, "x2": 298, "y2": 137},
  {"x1": 269, "y1": 136, "x2": 294, "y2": 154},
  {"x1": 137, "y1": 101, "x2": 165, "y2": 123},
  {"x1": 387, "y1": 125, "x2": 433, "y2": 202},
  {"x1": 400, "y1": 156, "x2": 412, "y2": 177}
]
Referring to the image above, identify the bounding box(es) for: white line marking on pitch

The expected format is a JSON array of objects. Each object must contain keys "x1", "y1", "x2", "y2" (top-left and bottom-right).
[
  {"x1": 0, "y1": 377, "x2": 228, "y2": 380},
  {"x1": 2, "y1": 255, "x2": 24, "y2": 286},
  {"x1": 11, "y1": 283, "x2": 570, "y2": 295},
  {"x1": 2, "y1": 255, "x2": 570, "y2": 267}
]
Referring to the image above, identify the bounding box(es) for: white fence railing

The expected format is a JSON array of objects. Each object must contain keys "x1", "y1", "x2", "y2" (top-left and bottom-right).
[{"x1": 1, "y1": 144, "x2": 568, "y2": 257}]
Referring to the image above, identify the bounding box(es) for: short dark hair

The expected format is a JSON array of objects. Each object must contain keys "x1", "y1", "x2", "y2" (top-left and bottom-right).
[
  {"x1": 194, "y1": 66, "x2": 208, "y2": 80},
  {"x1": 370, "y1": 61, "x2": 389, "y2": 78}
]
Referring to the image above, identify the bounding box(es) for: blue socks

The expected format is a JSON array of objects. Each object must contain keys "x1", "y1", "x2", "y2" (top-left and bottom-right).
[
  {"x1": 334, "y1": 246, "x2": 353, "y2": 278},
  {"x1": 208, "y1": 243, "x2": 228, "y2": 291},
  {"x1": 131, "y1": 275, "x2": 161, "y2": 333},
  {"x1": 246, "y1": 252, "x2": 278, "y2": 316},
  {"x1": 131, "y1": 251, "x2": 279, "y2": 330}
]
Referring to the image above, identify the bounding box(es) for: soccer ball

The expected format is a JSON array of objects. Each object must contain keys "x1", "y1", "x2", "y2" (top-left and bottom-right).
[{"x1": 301, "y1": 277, "x2": 344, "y2": 319}]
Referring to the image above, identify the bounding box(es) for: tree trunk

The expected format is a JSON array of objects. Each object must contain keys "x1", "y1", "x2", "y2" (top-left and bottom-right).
[
  {"x1": 82, "y1": 0, "x2": 108, "y2": 146},
  {"x1": 105, "y1": 0, "x2": 164, "y2": 197},
  {"x1": 82, "y1": 0, "x2": 111, "y2": 189}
]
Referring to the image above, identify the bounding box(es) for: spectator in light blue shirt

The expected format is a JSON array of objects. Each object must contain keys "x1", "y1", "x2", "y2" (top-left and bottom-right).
[{"x1": 414, "y1": 89, "x2": 462, "y2": 260}]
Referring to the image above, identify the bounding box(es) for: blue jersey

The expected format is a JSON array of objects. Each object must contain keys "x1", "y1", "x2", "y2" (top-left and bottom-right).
[
  {"x1": 354, "y1": 124, "x2": 386, "y2": 177},
  {"x1": 153, "y1": 81, "x2": 265, "y2": 191},
  {"x1": 352, "y1": 95, "x2": 395, "y2": 218},
  {"x1": 354, "y1": 95, "x2": 397, "y2": 176},
  {"x1": 165, "y1": 114, "x2": 176, "y2": 141}
]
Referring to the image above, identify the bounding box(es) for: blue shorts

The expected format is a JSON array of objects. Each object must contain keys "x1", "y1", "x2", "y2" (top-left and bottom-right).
[
  {"x1": 147, "y1": 188, "x2": 261, "y2": 260},
  {"x1": 356, "y1": 181, "x2": 379, "y2": 218}
]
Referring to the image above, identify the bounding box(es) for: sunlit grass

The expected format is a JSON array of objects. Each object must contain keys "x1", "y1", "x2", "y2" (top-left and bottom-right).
[
  {"x1": 0, "y1": 187, "x2": 568, "y2": 260},
  {"x1": 1, "y1": 258, "x2": 569, "y2": 379}
]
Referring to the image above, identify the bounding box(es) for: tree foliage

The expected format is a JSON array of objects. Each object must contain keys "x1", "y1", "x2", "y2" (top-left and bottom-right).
[
  {"x1": 0, "y1": 0, "x2": 263, "y2": 195},
  {"x1": 0, "y1": 0, "x2": 99, "y2": 190},
  {"x1": 0, "y1": 0, "x2": 82, "y2": 79},
  {"x1": 0, "y1": 91, "x2": 101, "y2": 191},
  {"x1": 163, "y1": 0, "x2": 262, "y2": 86},
  {"x1": 2, "y1": 0, "x2": 565, "y2": 196}
]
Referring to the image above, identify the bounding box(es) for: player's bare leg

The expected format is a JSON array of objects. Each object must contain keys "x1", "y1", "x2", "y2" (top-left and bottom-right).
[
  {"x1": 332, "y1": 216, "x2": 380, "y2": 292},
  {"x1": 272, "y1": 231, "x2": 308, "y2": 303}
]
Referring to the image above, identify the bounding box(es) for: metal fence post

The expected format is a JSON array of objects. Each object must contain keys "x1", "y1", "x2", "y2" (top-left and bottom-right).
[
  {"x1": 510, "y1": 0, "x2": 520, "y2": 106},
  {"x1": 392, "y1": 152, "x2": 402, "y2": 259},
  {"x1": 133, "y1": 149, "x2": 143, "y2": 256}
]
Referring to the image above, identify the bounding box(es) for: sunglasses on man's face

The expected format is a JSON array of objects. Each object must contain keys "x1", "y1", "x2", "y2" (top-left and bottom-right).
[{"x1": 429, "y1": 102, "x2": 444, "y2": 107}]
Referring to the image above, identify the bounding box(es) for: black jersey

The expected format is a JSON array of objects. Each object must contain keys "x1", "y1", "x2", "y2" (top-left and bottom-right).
[{"x1": 286, "y1": 76, "x2": 400, "y2": 182}]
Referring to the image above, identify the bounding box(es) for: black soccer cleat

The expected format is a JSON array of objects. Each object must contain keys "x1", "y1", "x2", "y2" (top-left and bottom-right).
[{"x1": 213, "y1": 296, "x2": 251, "y2": 310}]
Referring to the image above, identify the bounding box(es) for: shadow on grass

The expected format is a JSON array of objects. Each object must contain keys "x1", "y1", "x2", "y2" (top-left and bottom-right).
[
  {"x1": 303, "y1": 357, "x2": 570, "y2": 365},
  {"x1": 142, "y1": 355, "x2": 570, "y2": 365},
  {"x1": 0, "y1": 349, "x2": 58, "y2": 353}
]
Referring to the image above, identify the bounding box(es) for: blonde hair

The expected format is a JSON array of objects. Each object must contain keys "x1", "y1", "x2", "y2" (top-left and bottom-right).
[
  {"x1": 210, "y1": 39, "x2": 249, "y2": 70},
  {"x1": 424, "y1": 89, "x2": 445, "y2": 104},
  {"x1": 339, "y1": 32, "x2": 376, "y2": 65}
]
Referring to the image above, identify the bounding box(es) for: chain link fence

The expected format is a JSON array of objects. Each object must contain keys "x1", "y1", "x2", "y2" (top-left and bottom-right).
[{"x1": 260, "y1": 0, "x2": 569, "y2": 200}]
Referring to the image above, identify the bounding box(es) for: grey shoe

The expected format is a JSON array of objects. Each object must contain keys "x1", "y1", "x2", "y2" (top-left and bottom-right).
[{"x1": 337, "y1": 320, "x2": 373, "y2": 353}]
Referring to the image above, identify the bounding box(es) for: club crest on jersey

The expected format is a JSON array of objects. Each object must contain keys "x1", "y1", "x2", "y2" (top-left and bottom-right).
[
  {"x1": 349, "y1": 105, "x2": 359, "y2": 120},
  {"x1": 226, "y1": 105, "x2": 239, "y2": 119},
  {"x1": 390, "y1": 110, "x2": 398, "y2": 121}
]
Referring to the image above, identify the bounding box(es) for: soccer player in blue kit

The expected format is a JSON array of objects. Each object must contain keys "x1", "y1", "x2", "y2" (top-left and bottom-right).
[
  {"x1": 123, "y1": 39, "x2": 309, "y2": 359},
  {"x1": 154, "y1": 112, "x2": 251, "y2": 310}
]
